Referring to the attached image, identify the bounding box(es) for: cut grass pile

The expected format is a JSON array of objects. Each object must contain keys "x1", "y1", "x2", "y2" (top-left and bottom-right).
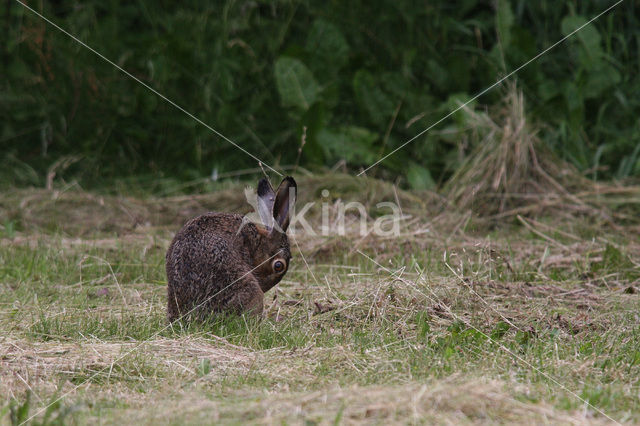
[
  {"x1": 0, "y1": 179, "x2": 639, "y2": 424},
  {"x1": 444, "y1": 85, "x2": 640, "y2": 225}
]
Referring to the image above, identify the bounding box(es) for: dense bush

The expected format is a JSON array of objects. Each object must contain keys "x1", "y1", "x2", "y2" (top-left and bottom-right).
[{"x1": 1, "y1": 0, "x2": 639, "y2": 188}]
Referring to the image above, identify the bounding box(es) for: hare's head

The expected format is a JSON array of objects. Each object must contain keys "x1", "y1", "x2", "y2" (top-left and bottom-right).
[{"x1": 249, "y1": 176, "x2": 297, "y2": 292}]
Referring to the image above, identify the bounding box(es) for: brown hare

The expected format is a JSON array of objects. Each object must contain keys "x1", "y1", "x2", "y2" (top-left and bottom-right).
[{"x1": 166, "y1": 176, "x2": 296, "y2": 321}]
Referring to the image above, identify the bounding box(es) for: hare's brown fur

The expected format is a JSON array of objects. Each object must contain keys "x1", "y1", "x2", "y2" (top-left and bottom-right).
[{"x1": 166, "y1": 177, "x2": 295, "y2": 321}]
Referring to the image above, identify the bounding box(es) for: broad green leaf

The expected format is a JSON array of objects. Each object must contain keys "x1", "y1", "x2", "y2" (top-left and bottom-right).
[
  {"x1": 561, "y1": 16, "x2": 603, "y2": 67},
  {"x1": 317, "y1": 126, "x2": 379, "y2": 165},
  {"x1": 584, "y1": 62, "x2": 621, "y2": 99},
  {"x1": 407, "y1": 163, "x2": 435, "y2": 190},
  {"x1": 561, "y1": 16, "x2": 602, "y2": 52},
  {"x1": 306, "y1": 19, "x2": 350, "y2": 76},
  {"x1": 353, "y1": 70, "x2": 395, "y2": 127},
  {"x1": 274, "y1": 57, "x2": 319, "y2": 110},
  {"x1": 445, "y1": 92, "x2": 476, "y2": 126},
  {"x1": 538, "y1": 80, "x2": 561, "y2": 101},
  {"x1": 300, "y1": 103, "x2": 329, "y2": 165}
]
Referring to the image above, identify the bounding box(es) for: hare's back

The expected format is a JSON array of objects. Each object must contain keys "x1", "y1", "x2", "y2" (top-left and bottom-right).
[
  {"x1": 166, "y1": 212, "x2": 248, "y2": 283},
  {"x1": 177, "y1": 212, "x2": 244, "y2": 239},
  {"x1": 168, "y1": 212, "x2": 245, "y2": 258}
]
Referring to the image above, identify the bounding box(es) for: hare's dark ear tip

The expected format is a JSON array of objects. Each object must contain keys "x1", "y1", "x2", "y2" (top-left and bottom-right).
[
  {"x1": 282, "y1": 176, "x2": 297, "y2": 188},
  {"x1": 257, "y1": 178, "x2": 273, "y2": 196}
]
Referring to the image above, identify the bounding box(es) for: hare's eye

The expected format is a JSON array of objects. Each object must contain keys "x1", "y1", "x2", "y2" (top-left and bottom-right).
[{"x1": 272, "y1": 259, "x2": 286, "y2": 273}]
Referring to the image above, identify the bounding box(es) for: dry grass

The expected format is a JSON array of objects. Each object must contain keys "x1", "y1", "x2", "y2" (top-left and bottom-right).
[
  {"x1": 100, "y1": 378, "x2": 611, "y2": 425},
  {"x1": 1, "y1": 168, "x2": 639, "y2": 424},
  {"x1": 0, "y1": 173, "x2": 437, "y2": 236},
  {"x1": 1, "y1": 336, "x2": 253, "y2": 398},
  {"x1": 444, "y1": 85, "x2": 640, "y2": 226}
]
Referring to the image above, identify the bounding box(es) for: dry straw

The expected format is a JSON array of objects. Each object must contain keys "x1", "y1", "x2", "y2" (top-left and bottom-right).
[{"x1": 444, "y1": 84, "x2": 639, "y2": 225}]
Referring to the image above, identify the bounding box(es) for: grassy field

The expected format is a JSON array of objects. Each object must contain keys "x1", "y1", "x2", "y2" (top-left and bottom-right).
[{"x1": 1, "y1": 175, "x2": 639, "y2": 425}]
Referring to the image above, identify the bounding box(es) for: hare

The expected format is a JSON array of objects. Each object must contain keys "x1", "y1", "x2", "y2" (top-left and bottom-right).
[{"x1": 166, "y1": 176, "x2": 297, "y2": 321}]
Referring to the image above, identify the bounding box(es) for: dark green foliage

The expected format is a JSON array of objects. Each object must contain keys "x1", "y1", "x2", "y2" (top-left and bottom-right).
[{"x1": 1, "y1": 0, "x2": 639, "y2": 188}]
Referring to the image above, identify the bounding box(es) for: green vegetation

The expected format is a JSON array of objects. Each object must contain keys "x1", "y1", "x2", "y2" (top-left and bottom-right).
[
  {"x1": 1, "y1": 182, "x2": 639, "y2": 424},
  {"x1": 2, "y1": 0, "x2": 640, "y2": 189},
  {"x1": 2, "y1": 1, "x2": 640, "y2": 424}
]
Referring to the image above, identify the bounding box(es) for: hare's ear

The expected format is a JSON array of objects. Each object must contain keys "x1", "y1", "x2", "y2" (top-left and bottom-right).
[
  {"x1": 257, "y1": 178, "x2": 276, "y2": 230},
  {"x1": 273, "y1": 176, "x2": 296, "y2": 232}
]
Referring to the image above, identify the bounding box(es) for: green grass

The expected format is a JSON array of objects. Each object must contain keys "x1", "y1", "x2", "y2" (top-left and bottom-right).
[{"x1": 0, "y1": 189, "x2": 639, "y2": 424}]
